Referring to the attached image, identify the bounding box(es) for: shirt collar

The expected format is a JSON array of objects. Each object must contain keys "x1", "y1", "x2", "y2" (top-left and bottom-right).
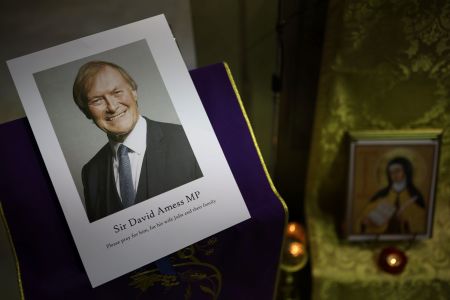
[{"x1": 110, "y1": 115, "x2": 147, "y2": 156}]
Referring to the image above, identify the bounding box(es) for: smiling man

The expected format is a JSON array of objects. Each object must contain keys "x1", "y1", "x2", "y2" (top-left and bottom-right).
[{"x1": 73, "y1": 61, "x2": 202, "y2": 222}]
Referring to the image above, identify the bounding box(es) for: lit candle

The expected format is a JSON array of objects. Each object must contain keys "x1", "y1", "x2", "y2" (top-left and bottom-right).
[
  {"x1": 386, "y1": 253, "x2": 401, "y2": 267},
  {"x1": 378, "y1": 247, "x2": 407, "y2": 274},
  {"x1": 289, "y1": 242, "x2": 304, "y2": 257},
  {"x1": 281, "y1": 222, "x2": 309, "y2": 272},
  {"x1": 288, "y1": 223, "x2": 296, "y2": 233}
]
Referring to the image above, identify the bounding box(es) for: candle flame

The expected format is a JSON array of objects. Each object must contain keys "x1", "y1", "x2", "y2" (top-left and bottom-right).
[
  {"x1": 288, "y1": 224, "x2": 296, "y2": 233},
  {"x1": 386, "y1": 253, "x2": 401, "y2": 267},
  {"x1": 289, "y1": 242, "x2": 304, "y2": 257}
]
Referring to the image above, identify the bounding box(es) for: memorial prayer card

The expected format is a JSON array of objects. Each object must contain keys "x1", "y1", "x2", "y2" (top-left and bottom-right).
[{"x1": 7, "y1": 15, "x2": 250, "y2": 287}]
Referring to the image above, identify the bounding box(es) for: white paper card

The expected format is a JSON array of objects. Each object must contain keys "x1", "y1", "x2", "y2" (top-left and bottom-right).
[{"x1": 7, "y1": 15, "x2": 250, "y2": 287}]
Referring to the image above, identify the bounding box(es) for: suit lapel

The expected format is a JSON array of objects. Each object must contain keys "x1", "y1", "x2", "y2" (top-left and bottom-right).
[{"x1": 136, "y1": 118, "x2": 167, "y2": 203}]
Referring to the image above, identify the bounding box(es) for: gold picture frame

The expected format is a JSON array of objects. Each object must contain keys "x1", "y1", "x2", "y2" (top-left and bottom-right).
[{"x1": 346, "y1": 129, "x2": 442, "y2": 241}]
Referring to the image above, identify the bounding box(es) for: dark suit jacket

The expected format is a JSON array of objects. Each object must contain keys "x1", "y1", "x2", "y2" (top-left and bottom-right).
[{"x1": 82, "y1": 117, "x2": 203, "y2": 222}]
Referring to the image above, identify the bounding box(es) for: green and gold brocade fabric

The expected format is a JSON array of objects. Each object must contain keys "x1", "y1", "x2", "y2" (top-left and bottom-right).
[{"x1": 305, "y1": 0, "x2": 450, "y2": 299}]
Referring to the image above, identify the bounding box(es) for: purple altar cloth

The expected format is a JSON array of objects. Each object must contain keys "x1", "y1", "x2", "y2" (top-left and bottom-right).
[{"x1": 0, "y1": 63, "x2": 286, "y2": 299}]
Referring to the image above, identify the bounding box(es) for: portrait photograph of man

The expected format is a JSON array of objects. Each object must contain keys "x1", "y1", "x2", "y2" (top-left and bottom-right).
[
  {"x1": 9, "y1": 17, "x2": 250, "y2": 286},
  {"x1": 34, "y1": 40, "x2": 203, "y2": 222}
]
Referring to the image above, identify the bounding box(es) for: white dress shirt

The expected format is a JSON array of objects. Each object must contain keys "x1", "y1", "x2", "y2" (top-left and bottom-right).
[{"x1": 109, "y1": 116, "x2": 147, "y2": 203}]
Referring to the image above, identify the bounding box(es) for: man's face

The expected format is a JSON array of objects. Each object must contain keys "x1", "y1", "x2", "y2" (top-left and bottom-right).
[
  {"x1": 389, "y1": 164, "x2": 405, "y2": 183},
  {"x1": 86, "y1": 66, "x2": 139, "y2": 141}
]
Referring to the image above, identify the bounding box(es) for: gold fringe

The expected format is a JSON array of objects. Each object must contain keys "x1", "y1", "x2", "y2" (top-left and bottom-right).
[
  {"x1": 222, "y1": 62, "x2": 289, "y2": 300},
  {"x1": 0, "y1": 202, "x2": 25, "y2": 299}
]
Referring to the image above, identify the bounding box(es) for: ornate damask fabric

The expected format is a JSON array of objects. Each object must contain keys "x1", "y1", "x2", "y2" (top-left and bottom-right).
[{"x1": 306, "y1": 0, "x2": 450, "y2": 299}]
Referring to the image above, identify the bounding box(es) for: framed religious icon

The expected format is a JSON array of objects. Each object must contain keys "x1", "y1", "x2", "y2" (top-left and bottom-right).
[{"x1": 345, "y1": 130, "x2": 442, "y2": 241}]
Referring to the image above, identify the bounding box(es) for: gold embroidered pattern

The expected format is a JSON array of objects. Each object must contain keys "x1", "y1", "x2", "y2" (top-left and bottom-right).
[{"x1": 129, "y1": 237, "x2": 221, "y2": 300}]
